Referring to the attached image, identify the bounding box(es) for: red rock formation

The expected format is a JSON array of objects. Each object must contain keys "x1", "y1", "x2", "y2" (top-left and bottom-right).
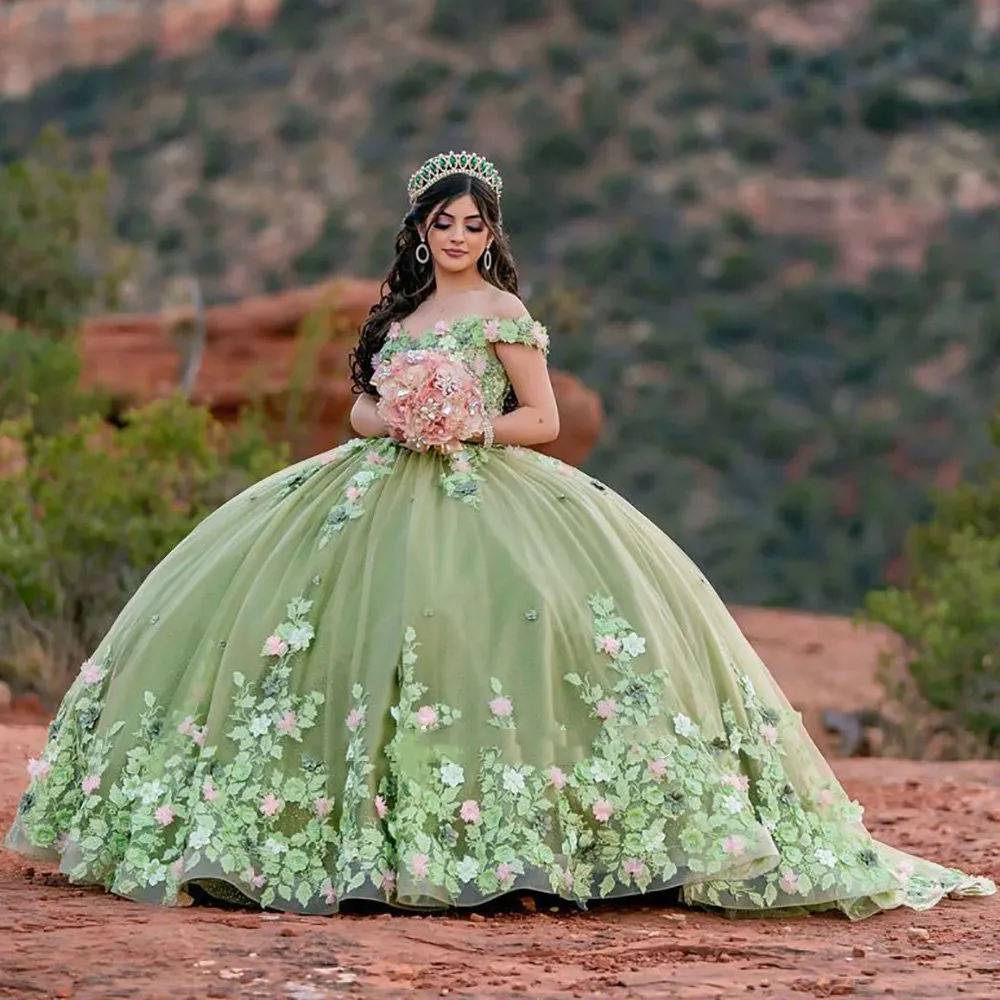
[{"x1": 80, "y1": 278, "x2": 604, "y2": 465}]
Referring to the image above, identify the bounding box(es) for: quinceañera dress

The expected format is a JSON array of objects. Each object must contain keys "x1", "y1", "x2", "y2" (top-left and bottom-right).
[{"x1": 6, "y1": 316, "x2": 995, "y2": 919}]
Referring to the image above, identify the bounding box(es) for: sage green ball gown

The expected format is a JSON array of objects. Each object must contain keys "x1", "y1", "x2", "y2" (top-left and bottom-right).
[{"x1": 6, "y1": 316, "x2": 995, "y2": 919}]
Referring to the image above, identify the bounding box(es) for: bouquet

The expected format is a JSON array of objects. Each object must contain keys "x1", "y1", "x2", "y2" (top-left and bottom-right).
[{"x1": 372, "y1": 349, "x2": 488, "y2": 452}]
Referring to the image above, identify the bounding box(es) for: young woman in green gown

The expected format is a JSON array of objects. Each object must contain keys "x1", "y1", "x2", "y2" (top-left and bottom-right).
[{"x1": 6, "y1": 151, "x2": 995, "y2": 919}]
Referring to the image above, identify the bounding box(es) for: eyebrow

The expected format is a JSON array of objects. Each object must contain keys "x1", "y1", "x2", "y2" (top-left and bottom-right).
[{"x1": 437, "y1": 211, "x2": 483, "y2": 221}]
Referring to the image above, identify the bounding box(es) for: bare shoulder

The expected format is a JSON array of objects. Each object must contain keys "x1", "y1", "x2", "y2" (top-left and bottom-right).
[{"x1": 485, "y1": 288, "x2": 531, "y2": 321}]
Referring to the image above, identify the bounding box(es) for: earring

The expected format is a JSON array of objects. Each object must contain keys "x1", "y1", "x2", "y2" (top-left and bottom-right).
[
  {"x1": 483, "y1": 246, "x2": 493, "y2": 271},
  {"x1": 415, "y1": 238, "x2": 430, "y2": 265}
]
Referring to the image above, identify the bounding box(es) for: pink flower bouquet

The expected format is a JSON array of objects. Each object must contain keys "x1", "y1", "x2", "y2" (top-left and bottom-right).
[{"x1": 372, "y1": 349, "x2": 488, "y2": 452}]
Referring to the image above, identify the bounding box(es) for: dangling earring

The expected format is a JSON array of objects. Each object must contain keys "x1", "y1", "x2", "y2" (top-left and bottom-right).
[
  {"x1": 483, "y1": 245, "x2": 493, "y2": 271},
  {"x1": 415, "y1": 237, "x2": 430, "y2": 265}
]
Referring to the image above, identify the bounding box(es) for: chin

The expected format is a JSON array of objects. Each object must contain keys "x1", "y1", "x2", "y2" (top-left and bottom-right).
[{"x1": 435, "y1": 257, "x2": 477, "y2": 274}]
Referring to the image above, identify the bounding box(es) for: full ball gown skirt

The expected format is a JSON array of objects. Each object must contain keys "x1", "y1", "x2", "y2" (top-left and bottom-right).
[{"x1": 5, "y1": 317, "x2": 995, "y2": 919}]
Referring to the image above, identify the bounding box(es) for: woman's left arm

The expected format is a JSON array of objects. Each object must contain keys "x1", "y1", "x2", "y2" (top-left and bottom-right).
[{"x1": 480, "y1": 342, "x2": 560, "y2": 446}]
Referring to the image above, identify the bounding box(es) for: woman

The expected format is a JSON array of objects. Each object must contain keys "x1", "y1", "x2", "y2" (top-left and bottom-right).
[{"x1": 6, "y1": 151, "x2": 994, "y2": 919}]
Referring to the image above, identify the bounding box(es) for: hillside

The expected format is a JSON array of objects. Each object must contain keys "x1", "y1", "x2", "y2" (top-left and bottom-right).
[{"x1": 3, "y1": 0, "x2": 1000, "y2": 611}]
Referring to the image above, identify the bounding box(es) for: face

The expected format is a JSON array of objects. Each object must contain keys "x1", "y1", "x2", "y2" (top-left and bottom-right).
[{"x1": 422, "y1": 193, "x2": 491, "y2": 275}]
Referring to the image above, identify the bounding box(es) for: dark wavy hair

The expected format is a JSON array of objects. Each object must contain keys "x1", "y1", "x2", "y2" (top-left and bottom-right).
[{"x1": 349, "y1": 172, "x2": 519, "y2": 402}]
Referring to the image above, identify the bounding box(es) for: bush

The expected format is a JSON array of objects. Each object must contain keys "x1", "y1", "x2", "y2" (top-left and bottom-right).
[
  {"x1": 865, "y1": 415, "x2": 1000, "y2": 752},
  {"x1": 0, "y1": 399, "x2": 287, "y2": 701}
]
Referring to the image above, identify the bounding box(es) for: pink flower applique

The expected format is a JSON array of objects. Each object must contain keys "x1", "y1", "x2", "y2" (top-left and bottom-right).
[
  {"x1": 81, "y1": 775, "x2": 100, "y2": 795},
  {"x1": 592, "y1": 800, "x2": 614, "y2": 823},
  {"x1": 277, "y1": 711, "x2": 297, "y2": 734},
  {"x1": 262, "y1": 634, "x2": 288, "y2": 658},
  {"x1": 380, "y1": 870, "x2": 396, "y2": 892},
  {"x1": 202, "y1": 779, "x2": 219, "y2": 802},
  {"x1": 260, "y1": 793, "x2": 282, "y2": 817},
  {"x1": 721, "y1": 835, "x2": 746, "y2": 857},
  {"x1": 460, "y1": 799, "x2": 481, "y2": 823},
  {"x1": 245, "y1": 867, "x2": 267, "y2": 890},
  {"x1": 895, "y1": 859, "x2": 915, "y2": 883},
  {"x1": 647, "y1": 758, "x2": 668, "y2": 779},
  {"x1": 374, "y1": 795, "x2": 388, "y2": 819},
  {"x1": 496, "y1": 863, "x2": 517, "y2": 888},
  {"x1": 470, "y1": 358, "x2": 488, "y2": 376},
  {"x1": 319, "y1": 449, "x2": 339, "y2": 465},
  {"x1": 530, "y1": 323, "x2": 549, "y2": 349},
  {"x1": 314, "y1": 797, "x2": 332, "y2": 818},
  {"x1": 415, "y1": 705, "x2": 438, "y2": 729},
  {"x1": 453, "y1": 458, "x2": 471, "y2": 473},
  {"x1": 345, "y1": 707, "x2": 365, "y2": 732},
  {"x1": 596, "y1": 698, "x2": 618, "y2": 720},
  {"x1": 720, "y1": 773, "x2": 750, "y2": 793},
  {"x1": 561, "y1": 868, "x2": 574, "y2": 890},
  {"x1": 818, "y1": 788, "x2": 835, "y2": 807},
  {"x1": 26, "y1": 758, "x2": 51, "y2": 781},
  {"x1": 760, "y1": 724, "x2": 779, "y2": 746},
  {"x1": 365, "y1": 449, "x2": 386, "y2": 465},
  {"x1": 192, "y1": 729, "x2": 206, "y2": 746},
  {"x1": 322, "y1": 879, "x2": 337, "y2": 904},
  {"x1": 489, "y1": 696, "x2": 513, "y2": 718},
  {"x1": 388, "y1": 321, "x2": 403, "y2": 339},
  {"x1": 779, "y1": 868, "x2": 799, "y2": 894},
  {"x1": 483, "y1": 319, "x2": 501, "y2": 342},
  {"x1": 410, "y1": 853, "x2": 430, "y2": 879},
  {"x1": 434, "y1": 320, "x2": 450, "y2": 336},
  {"x1": 177, "y1": 716, "x2": 195, "y2": 736},
  {"x1": 600, "y1": 636, "x2": 622, "y2": 657},
  {"x1": 80, "y1": 660, "x2": 104, "y2": 684},
  {"x1": 548, "y1": 766, "x2": 568, "y2": 790},
  {"x1": 172, "y1": 859, "x2": 185, "y2": 880},
  {"x1": 345, "y1": 485, "x2": 363, "y2": 502},
  {"x1": 623, "y1": 858, "x2": 646, "y2": 880},
  {"x1": 154, "y1": 805, "x2": 175, "y2": 827}
]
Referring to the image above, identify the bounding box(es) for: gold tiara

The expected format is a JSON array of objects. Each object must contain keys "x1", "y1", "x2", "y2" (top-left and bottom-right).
[{"x1": 407, "y1": 150, "x2": 503, "y2": 203}]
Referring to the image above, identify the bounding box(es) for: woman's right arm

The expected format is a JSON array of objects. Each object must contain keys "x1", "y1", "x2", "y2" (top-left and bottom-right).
[{"x1": 349, "y1": 393, "x2": 393, "y2": 438}]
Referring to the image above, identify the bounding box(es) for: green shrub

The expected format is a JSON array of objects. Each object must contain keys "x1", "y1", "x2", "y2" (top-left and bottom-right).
[{"x1": 0, "y1": 399, "x2": 287, "y2": 701}]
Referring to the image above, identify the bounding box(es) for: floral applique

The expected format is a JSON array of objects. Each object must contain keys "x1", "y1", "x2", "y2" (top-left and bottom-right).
[
  {"x1": 318, "y1": 438, "x2": 398, "y2": 548},
  {"x1": 440, "y1": 447, "x2": 488, "y2": 507},
  {"x1": 487, "y1": 678, "x2": 516, "y2": 729}
]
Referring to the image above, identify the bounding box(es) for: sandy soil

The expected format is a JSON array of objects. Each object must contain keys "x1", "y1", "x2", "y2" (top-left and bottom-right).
[{"x1": 2, "y1": 609, "x2": 999, "y2": 999}]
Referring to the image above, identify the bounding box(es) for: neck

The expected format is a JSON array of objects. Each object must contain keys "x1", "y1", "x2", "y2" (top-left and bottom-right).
[{"x1": 433, "y1": 266, "x2": 489, "y2": 297}]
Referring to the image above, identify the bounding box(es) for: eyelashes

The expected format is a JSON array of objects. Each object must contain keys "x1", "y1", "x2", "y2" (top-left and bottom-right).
[{"x1": 432, "y1": 222, "x2": 485, "y2": 233}]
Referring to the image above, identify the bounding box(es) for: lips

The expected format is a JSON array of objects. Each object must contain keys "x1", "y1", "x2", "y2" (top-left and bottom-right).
[{"x1": 443, "y1": 249, "x2": 467, "y2": 258}]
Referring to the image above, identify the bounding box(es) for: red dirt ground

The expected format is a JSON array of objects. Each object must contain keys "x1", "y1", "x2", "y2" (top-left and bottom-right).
[{"x1": 2, "y1": 608, "x2": 999, "y2": 999}]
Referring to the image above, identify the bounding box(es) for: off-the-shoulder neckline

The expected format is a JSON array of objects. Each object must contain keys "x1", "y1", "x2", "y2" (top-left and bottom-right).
[{"x1": 395, "y1": 314, "x2": 535, "y2": 341}]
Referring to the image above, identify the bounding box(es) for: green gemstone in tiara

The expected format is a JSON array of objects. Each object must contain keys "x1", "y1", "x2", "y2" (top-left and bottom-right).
[{"x1": 407, "y1": 150, "x2": 503, "y2": 203}]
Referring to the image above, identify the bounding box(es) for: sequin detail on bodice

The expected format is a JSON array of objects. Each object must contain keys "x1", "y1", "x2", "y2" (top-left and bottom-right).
[{"x1": 373, "y1": 316, "x2": 549, "y2": 416}]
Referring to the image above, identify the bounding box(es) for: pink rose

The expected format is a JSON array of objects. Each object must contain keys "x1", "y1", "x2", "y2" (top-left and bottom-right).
[
  {"x1": 314, "y1": 797, "x2": 332, "y2": 818},
  {"x1": 277, "y1": 711, "x2": 297, "y2": 734},
  {"x1": 647, "y1": 758, "x2": 667, "y2": 779},
  {"x1": 721, "y1": 773, "x2": 750, "y2": 793},
  {"x1": 365, "y1": 450, "x2": 386, "y2": 465},
  {"x1": 760, "y1": 724, "x2": 779, "y2": 746},
  {"x1": 322, "y1": 880, "x2": 337, "y2": 904},
  {"x1": 202, "y1": 779, "x2": 219, "y2": 802},
  {"x1": 434, "y1": 320, "x2": 450, "y2": 336},
  {"x1": 81, "y1": 775, "x2": 100, "y2": 795},
  {"x1": 596, "y1": 698, "x2": 618, "y2": 720},
  {"x1": 470, "y1": 358, "x2": 487, "y2": 375},
  {"x1": 262, "y1": 635, "x2": 288, "y2": 658},
  {"x1": 624, "y1": 858, "x2": 646, "y2": 879},
  {"x1": 779, "y1": 869, "x2": 799, "y2": 894},
  {"x1": 388, "y1": 322, "x2": 402, "y2": 338},
  {"x1": 592, "y1": 800, "x2": 614, "y2": 823},
  {"x1": 193, "y1": 730, "x2": 205, "y2": 746},
  {"x1": 245, "y1": 867, "x2": 267, "y2": 890},
  {"x1": 496, "y1": 863, "x2": 516, "y2": 887},
  {"x1": 154, "y1": 805, "x2": 175, "y2": 827},
  {"x1": 818, "y1": 789, "x2": 835, "y2": 807},
  {"x1": 177, "y1": 716, "x2": 195, "y2": 736},
  {"x1": 600, "y1": 636, "x2": 621, "y2": 657},
  {"x1": 410, "y1": 853, "x2": 430, "y2": 879},
  {"x1": 345, "y1": 708, "x2": 365, "y2": 732},
  {"x1": 374, "y1": 794, "x2": 388, "y2": 819},
  {"x1": 260, "y1": 793, "x2": 281, "y2": 817},
  {"x1": 548, "y1": 766, "x2": 568, "y2": 790},
  {"x1": 722, "y1": 835, "x2": 745, "y2": 857},
  {"x1": 380, "y1": 870, "x2": 396, "y2": 892},
  {"x1": 489, "y1": 696, "x2": 513, "y2": 718},
  {"x1": 453, "y1": 459, "x2": 471, "y2": 473},
  {"x1": 484, "y1": 319, "x2": 501, "y2": 342},
  {"x1": 26, "y1": 758, "x2": 50, "y2": 781},
  {"x1": 80, "y1": 660, "x2": 104, "y2": 684},
  {"x1": 345, "y1": 485, "x2": 362, "y2": 501},
  {"x1": 460, "y1": 800, "x2": 481, "y2": 823},
  {"x1": 416, "y1": 705, "x2": 438, "y2": 729}
]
